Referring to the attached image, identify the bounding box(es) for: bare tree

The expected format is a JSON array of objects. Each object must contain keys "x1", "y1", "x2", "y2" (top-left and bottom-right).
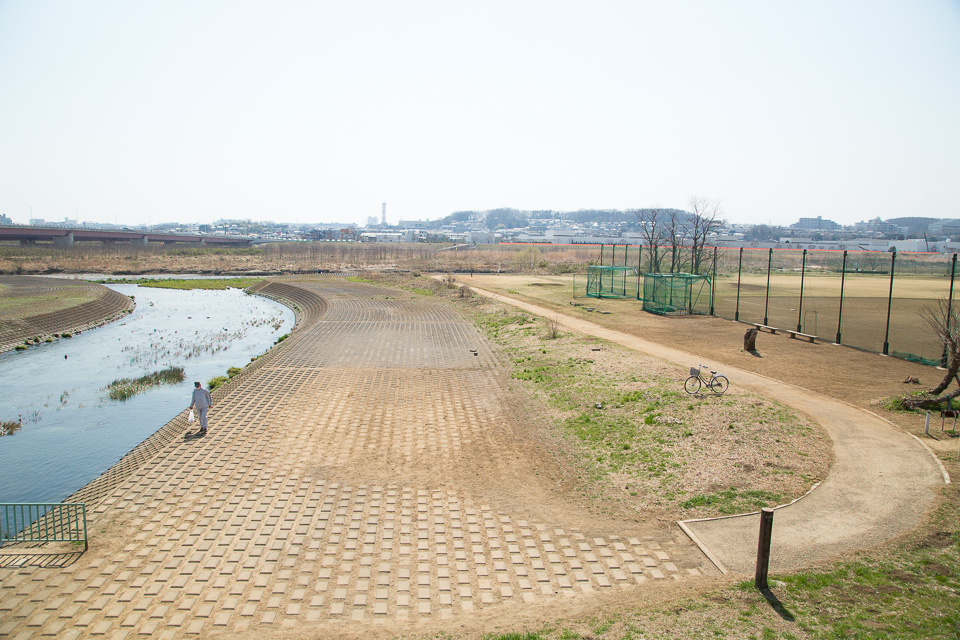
[
  {"x1": 634, "y1": 208, "x2": 665, "y2": 273},
  {"x1": 666, "y1": 210, "x2": 687, "y2": 273},
  {"x1": 687, "y1": 196, "x2": 722, "y2": 274},
  {"x1": 895, "y1": 298, "x2": 960, "y2": 410}
]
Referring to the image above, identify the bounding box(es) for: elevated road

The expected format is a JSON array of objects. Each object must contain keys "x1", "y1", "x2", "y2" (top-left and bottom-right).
[{"x1": 0, "y1": 224, "x2": 253, "y2": 246}]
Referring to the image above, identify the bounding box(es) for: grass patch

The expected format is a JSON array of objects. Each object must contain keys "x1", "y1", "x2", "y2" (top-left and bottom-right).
[
  {"x1": 105, "y1": 367, "x2": 185, "y2": 401},
  {"x1": 680, "y1": 487, "x2": 783, "y2": 514},
  {"x1": 464, "y1": 295, "x2": 826, "y2": 519},
  {"x1": 207, "y1": 376, "x2": 229, "y2": 391}
]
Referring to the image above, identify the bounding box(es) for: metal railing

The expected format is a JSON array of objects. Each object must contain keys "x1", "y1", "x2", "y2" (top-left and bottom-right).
[{"x1": 0, "y1": 503, "x2": 87, "y2": 551}]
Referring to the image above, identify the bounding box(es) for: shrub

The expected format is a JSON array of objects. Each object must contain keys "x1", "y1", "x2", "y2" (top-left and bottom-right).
[
  {"x1": 62, "y1": 332, "x2": 73, "y2": 338},
  {"x1": 208, "y1": 376, "x2": 229, "y2": 391},
  {"x1": 227, "y1": 367, "x2": 242, "y2": 378},
  {"x1": 15, "y1": 345, "x2": 28, "y2": 351}
]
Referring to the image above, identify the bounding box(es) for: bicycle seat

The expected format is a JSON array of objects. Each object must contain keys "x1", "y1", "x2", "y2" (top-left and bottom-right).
[{"x1": 710, "y1": 370, "x2": 717, "y2": 375}]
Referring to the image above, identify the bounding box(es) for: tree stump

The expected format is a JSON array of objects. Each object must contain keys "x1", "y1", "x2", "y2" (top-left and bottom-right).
[{"x1": 744, "y1": 328, "x2": 758, "y2": 351}]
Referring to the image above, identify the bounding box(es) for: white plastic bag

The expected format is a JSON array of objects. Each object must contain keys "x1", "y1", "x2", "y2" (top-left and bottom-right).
[{"x1": 187, "y1": 409, "x2": 195, "y2": 424}]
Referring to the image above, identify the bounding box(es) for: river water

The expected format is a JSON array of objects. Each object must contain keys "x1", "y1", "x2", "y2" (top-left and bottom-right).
[{"x1": 0, "y1": 284, "x2": 294, "y2": 504}]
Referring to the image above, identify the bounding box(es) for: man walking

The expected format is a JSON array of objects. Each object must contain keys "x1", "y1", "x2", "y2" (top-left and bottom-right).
[{"x1": 189, "y1": 381, "x2": 213, "y2": 435}]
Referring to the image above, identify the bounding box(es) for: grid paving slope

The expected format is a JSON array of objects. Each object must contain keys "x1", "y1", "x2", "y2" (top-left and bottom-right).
[
  {"x1": 0, "y1": 279, "x2": 706, "y2": 639},
  {"x1": 0, "y1": 275, "x2": 134, "y2": 354}
]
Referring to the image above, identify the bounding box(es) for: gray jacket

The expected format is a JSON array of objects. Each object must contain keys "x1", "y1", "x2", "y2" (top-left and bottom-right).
[{"x1": 191, "y1": 387, "x2": 212, "y2": 410}]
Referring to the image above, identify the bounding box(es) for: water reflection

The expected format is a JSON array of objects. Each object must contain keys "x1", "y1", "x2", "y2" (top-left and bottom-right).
[{"x1": 0, "y1": 284, "x2": 294, "y2": 503}]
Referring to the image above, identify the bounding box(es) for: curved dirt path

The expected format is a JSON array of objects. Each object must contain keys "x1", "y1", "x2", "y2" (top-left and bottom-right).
[
  {"x1": 0, "y1": 279, "x2": 709, "y2": 640},
  {"x1": 469, "y1": 286, "x2": 947, "y2": 575}
]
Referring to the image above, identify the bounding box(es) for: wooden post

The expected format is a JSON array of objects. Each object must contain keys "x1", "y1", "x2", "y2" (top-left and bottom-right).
[{"x1": 755, "y1": 507, "x2": 775, "y2": 590}]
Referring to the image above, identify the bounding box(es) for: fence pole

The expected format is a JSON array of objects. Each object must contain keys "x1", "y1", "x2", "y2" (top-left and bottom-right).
[
  {"x1": 636, "y1": 245, "x2": 643, "y2": 300},
  {"x1": 763, "y1": 248, "x2": 773, "y2": 326},
  {"x1": 710, "y1": 246, "x2": 717, "y2": 315},
  {"x1": 883, "y1": 251, "x2": 897, "y2": 355},
  {"x1": 943, "y1": 253, "x2": 957, "y2": 367},
  {"x1": 836, "y1": 250, "x2": 847, "y2": 344},
  {"x1": 622, "y1": 245, "x2": 627, "y2": 295},
  {"x1": 797, "y1": 249, "x2": 807, "y2": 332},
  {"x1": 599, "y1": 244, "x2": 604, "y2": 268},
  {"x1": 735, "y1": 247, "x2": 743, "y2": 321}
]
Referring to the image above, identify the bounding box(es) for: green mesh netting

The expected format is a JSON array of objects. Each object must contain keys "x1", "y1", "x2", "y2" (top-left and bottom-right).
[
  {"x1": 586, "y1": 266, "x2": 639, "y2": 298},
  {"x1": 642, "y1": 272, "x2": 712, "y2": 315}
]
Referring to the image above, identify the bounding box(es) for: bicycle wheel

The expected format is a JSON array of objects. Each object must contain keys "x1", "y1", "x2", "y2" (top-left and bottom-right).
[
  {"x1": 684, "y1": 376, "x2": 702, "y2": 394},
  {"x1": 709, "y1": 375, "x2": 729, "y2": 394}
]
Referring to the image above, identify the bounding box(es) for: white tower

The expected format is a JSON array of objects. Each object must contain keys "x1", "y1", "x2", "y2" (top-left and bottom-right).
[{"x1": 381, "y1": 202, "x2": 386, "y2": 226}]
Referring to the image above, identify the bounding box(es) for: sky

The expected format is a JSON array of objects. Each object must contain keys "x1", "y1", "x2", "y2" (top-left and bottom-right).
[{"x1": 1, "y1": 1, "x2": 958, "y2": 228}]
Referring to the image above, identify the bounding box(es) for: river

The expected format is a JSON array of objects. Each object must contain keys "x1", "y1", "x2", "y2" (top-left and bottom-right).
[{"x1": 0, "y1": 284, "x2": 294, "y2": 504}]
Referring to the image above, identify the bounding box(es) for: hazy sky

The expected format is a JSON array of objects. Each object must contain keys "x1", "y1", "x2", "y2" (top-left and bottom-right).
[{"x1": 1, "y1": 1, "x2": 958, "y2": 228}]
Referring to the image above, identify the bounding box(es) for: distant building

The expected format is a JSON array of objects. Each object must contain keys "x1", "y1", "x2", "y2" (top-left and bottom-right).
[
  {"x1": 928, "y1": 220, "x2": 960, "y2": 236},
  {"x1": 399, "y1": 219, "x2": 432, "y2": 229},
  {"x1": 856, "y1": 217, "x2": 902, "y2": 234},
  {"x1": 793, "y1": 216, "x2": 839, "y2": 230},
  {"x1": 468, "y1": 231, "x2": 495, "y2": 244},
  {"x1": 29, "y1": 218, "x2": 45, "y2": 225},
  {"x1": 0, "y1": 214, "x2": 12, "y2": 225},
  {"x1": 366, "y1": 216, "x2": 379, "y2": 227}
]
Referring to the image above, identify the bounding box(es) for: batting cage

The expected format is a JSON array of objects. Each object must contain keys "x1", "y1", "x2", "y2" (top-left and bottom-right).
[{"x1": 642, "y1": 272, "x2": 712, "y2": 315}]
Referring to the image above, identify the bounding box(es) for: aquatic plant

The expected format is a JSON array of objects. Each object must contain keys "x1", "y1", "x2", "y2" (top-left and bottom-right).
[
  {"x1": 105, "y1": 366, "x2": 186, "y2": 401},
  {"x1": 0, "y1": 420, "x2": 21, "y2": 436}
]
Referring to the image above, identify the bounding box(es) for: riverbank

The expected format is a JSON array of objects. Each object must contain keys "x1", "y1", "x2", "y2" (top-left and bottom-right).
[{"x1": 0, "y1": 275, "x2": 135, "y2": 354}]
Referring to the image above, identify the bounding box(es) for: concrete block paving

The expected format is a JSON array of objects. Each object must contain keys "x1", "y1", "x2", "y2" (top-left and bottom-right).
[{"x1": 0, "y1": 280, "x2": 704, "y2": 638}]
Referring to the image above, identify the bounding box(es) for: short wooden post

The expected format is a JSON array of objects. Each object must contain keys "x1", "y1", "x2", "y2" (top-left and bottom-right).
[
  {"x1": 755, "y1": 507, "x2": 775, "y2": 590},
  {"x1": 925, "y1": 411, "x2": 931, "y2": 436}
]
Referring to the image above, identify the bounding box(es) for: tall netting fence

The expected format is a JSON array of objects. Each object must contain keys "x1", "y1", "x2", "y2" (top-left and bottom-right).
[{"x1": 709, "y1": 247, "x2": 959, "y2": 365}]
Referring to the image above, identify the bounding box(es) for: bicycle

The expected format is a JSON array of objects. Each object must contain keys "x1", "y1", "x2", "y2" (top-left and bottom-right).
[{"x1": 684, "y1": 364, "x2": 729, "y2": 395}]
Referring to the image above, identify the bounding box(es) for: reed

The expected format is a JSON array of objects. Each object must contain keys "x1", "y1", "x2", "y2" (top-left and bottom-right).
[{"x1": 105, "y1": 366, "x2": 186, "y2": 401}]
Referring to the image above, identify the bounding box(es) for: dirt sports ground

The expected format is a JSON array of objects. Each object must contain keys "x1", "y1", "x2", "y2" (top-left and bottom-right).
[{"x1": 0, "y1": 266, "x2": 958, "y2": 639}]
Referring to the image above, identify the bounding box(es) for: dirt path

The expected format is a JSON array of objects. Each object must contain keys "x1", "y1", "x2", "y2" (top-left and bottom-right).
[
  {"x1": 468, "y1": 285, "x2": 948, "y2": 575},
  {"x1": 0, "y1": 279, "x2": 709, "y2": 640}
]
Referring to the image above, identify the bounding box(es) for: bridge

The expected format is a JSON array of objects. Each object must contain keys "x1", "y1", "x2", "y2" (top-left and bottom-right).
[{"x1": 0, "y1": 224, "x2": 254, "y2": 247}]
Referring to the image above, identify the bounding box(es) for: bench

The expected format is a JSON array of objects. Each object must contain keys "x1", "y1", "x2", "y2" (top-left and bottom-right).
[
  {"x1": 786, "y1": 330, "x2": 817, "y2": 343},
  {"x1": 752, "y1": 323, "x2": 779, "y2": 334}
]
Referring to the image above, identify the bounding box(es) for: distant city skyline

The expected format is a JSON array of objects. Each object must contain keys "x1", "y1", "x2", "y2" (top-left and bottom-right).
[{"x1": 1, "y1": 2, "x2": 957, "y2": 229}]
